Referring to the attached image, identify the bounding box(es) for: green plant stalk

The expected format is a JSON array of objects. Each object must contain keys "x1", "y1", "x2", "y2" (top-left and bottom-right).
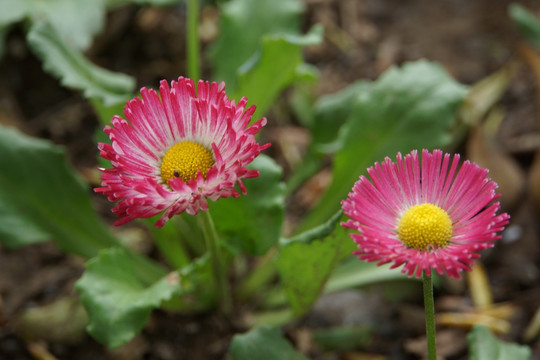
[
  {"x1": 199, "y1": 210, "x2": 232, "y2": 314},
  {"x1": 176, "y1": 214, "x2": 206, "y2": 256},
  {"x1": 238, "y1": 209, "x2": 345, "y2": 302},
  {"x1": 423, "y1": 274, "x2": 437, "y2": 360},
  {"x1": 153, "y1": 231, "x2": 190, "y2": 270},
  {"x1": 125, "y1": 248, "x2": 169, "y2": 286},
  {"x1": 187, "y1": 0, "x2": 201, "y2": 81},
  {"x1": 90, "y1": 98, "x2": 127, "y2": 125},
  {"x1": 236, "y1": 247, "x2": 278, "y2": 301},
  {"x1": 139, "y1": 216, "x2": 191, "y2": 269}
]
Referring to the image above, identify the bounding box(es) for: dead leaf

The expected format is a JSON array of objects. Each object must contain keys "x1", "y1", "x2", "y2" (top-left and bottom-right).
[
  {"x1": 518, "y1": 43, "x2": 540, "y2": 125},
  {"x1": 466, "y1": 262, "x2": 493, "y2": 309},
  {"x1": 26, "y1": 342, "x2": 59, "y2": 360},
  {"x1": 529, "y1": 148, "x2": 540, "y2": 212},
  {"x1": 15, "y1": 296, "x2": 88, "y2": 345},
  {"x1": 467, "y1": 124, "x2": 525, "y2": 209},
  {"x1": 404, "y1": 328, "x2": 467, "y2": 359}
]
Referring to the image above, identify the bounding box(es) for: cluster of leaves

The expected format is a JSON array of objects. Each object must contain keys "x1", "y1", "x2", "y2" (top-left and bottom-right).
[
  {"x1": 228, "y1": 325, "x2": 531, "y2": 360},
  {"x1": 0, "y1": 0, "x2": 537, "y2": 358}
]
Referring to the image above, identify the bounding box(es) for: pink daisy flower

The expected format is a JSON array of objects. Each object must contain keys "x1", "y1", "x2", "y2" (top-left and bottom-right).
[
  {"x1": 341, "y1": 149, "x2": 510, "y2": 279},
  {"x1": 96, "y1": 77, "x2": 270, "y2": 227}
]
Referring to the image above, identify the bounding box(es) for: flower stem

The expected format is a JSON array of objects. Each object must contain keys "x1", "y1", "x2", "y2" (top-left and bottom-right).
[
  {"x1": 423, "y1": 274, "x2": 437, "y2": 360},
  {"x1": 199, "y1": 210, "x2": 232, "y2": 314},
  {"x1": 236, "y1": 247, "x2": 278, "y2": 301},
  {"x1": 186, "y1": 0, "x2": 200, "y2": 81}
]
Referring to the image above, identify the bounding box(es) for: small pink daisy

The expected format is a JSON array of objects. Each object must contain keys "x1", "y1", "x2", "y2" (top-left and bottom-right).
[
  {"x1": 96, "y1": 77, "x2": 270, "y2": 227},
  {"x1": 341, "y1": 149, "x2": 510, "y2": 278}
]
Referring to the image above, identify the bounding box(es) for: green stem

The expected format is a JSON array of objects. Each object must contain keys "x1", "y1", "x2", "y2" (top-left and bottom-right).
[
  {"x1": 141, "y1": 215, "x2": 191, "y2": 270},
  {"x1": 186, "y1": 0, "x2": 200, "y2": 80},
  {"x1": 236, "y1": 247, "x2": 278, "y2": 301},
  {"x1": 423, "y1": 274, "x2": 437, "y2": 360},
  {"x1": 125, "y1": 249, "x2": 168, "y2": 286},
  {"x1": 152, "y1": 229, "x2": 190, "y2": 270},
  {"x1": 238, "y1": 209, "x2": 345, "y2": 302},
  {"x1": 199, "y1": 210, "x2": 232, "y2": 314}
]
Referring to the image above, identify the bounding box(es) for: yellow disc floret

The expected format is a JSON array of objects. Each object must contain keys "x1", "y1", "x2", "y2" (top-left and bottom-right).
[
  {"x1": 160, "y1": 141, "x2": 215, "y2": 185},
  {"x1": 397, "y1": 203, "x2": 453, "y2": 250}
]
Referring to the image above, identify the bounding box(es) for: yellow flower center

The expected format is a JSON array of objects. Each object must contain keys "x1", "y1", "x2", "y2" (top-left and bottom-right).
[
  {"x1": 160, "y1": 141, "x2": 215, "y2": 185},
  {"x1": 396, "y1": 203, "x2": 453, "y2": 250}
]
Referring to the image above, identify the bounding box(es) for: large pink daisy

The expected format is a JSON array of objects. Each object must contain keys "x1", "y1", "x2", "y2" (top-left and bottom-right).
[
  {"x1": 96, "y1": 77, "x2": 269, "y2": 227},
  {"x1": 341, "y1": 149, "x2": 510, "y2": 278}
]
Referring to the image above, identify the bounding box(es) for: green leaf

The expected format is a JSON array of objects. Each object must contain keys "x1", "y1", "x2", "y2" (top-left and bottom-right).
[
  {"x1": 106, "y1": 0, "x2": 182, "y2": 9},
  {"x1": 0, "y1": 125, "x2": 119, "y2": 258},
  {"x1": 231, "y1": 26, "x2": 322, "y2": 122},
  {"x1": 0, "y1": 1, "x2": 26, "y2": 60},
  {"x1": 311, "y1": 80, "x2": 372, "y2": 147},
  {"x1": 141, "y1": 215, "x2": 191, "y2": 269},
  {"x1": 211, "y1": 154, "x2": 285, "y2": 256},
  {"x1": 468, "y1": 325, "x2": 531, "y2": 360},
  {"x1": 27, "y1": 21, "x2": 135, "y2": 106},
  {"x1": 285, "y1": 81, "x2": 371, "y2": 195},
  {"x1": 509, "y1": 3, "x2": 540, "y2": 51},
  {"x1": 324, "y1": 257, "x2": 411, "y2": 294},
  {"x1": 275, "y1": 225, "x2": 355, "y2": 316},
  {"x1": 0, "y1": 0, "x2": 106, "y2": 50},
  {"x1": 0, "y1": 27, "x2": 8, "y2": 59},
  {"x1": 90, "y1": 97, "x2": 128, "y2": 126},
  {"x1": 281, "y1": 209, "x2": 343, "y2": 246},
  {"x1": 76, "y1": 248, "x2": 182, "y2": 348},
  {"x1": 208, "y1": 0, "x2": 304, "y2": 89},
  {"x1": 0, "y1": 200, "x2": 49, "y2": 248},
  {"x1": 313, "y1": 326, "x2": 372, "y2": 351},
  {"x1": 0, "y1": 1, "x2": 28, "y2": 27},
  {"x1": 230, "y1": 325, "x2": 309, "y2": 360},
  {"x1": 299, "y1": 60, "x2": 468, "y2": 231}
]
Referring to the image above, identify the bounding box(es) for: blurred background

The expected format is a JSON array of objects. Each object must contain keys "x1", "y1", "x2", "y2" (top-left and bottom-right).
[{"x1": 0, "y1": 0, "x2": 539, "y2": 359}]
